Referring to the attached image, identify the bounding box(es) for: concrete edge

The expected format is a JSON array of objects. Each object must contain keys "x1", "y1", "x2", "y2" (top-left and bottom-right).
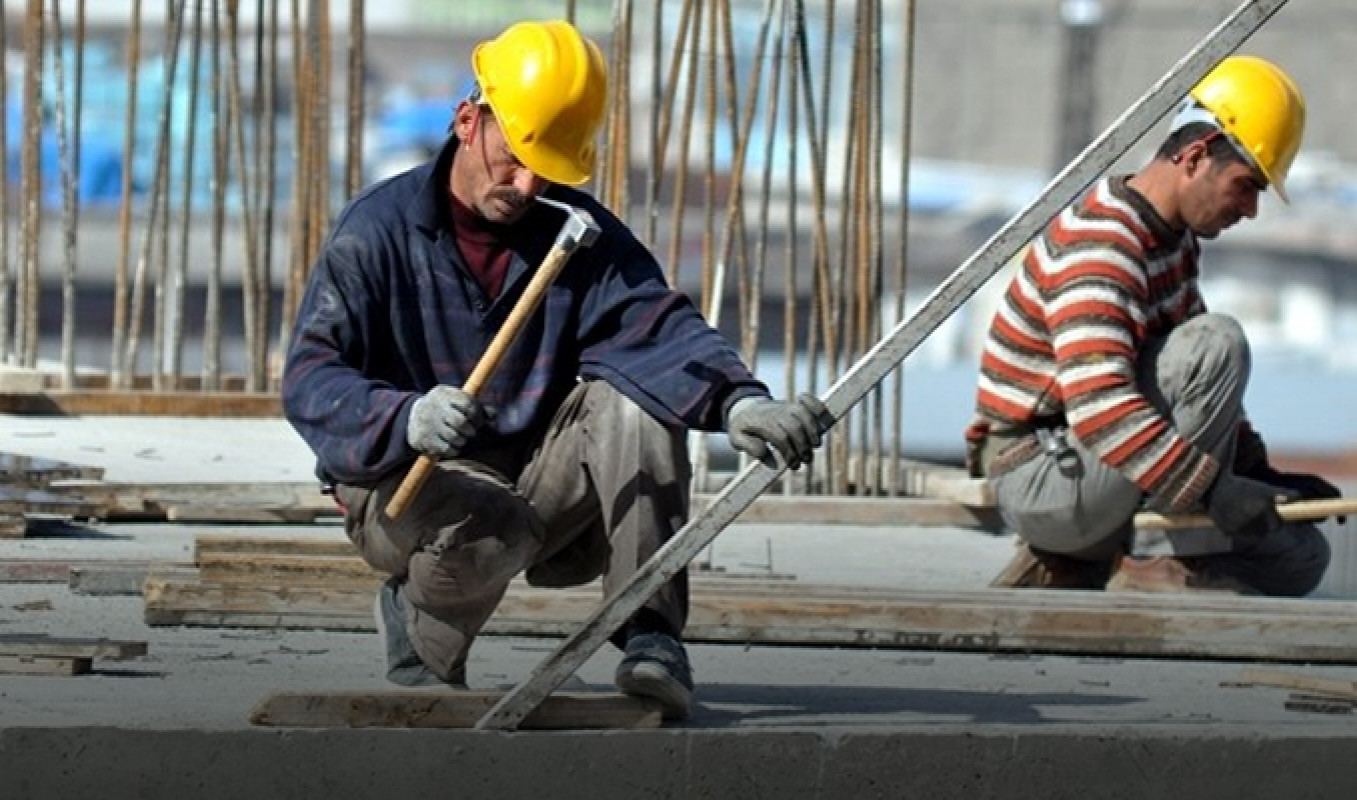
[{"x1": 3, "y1": 727, "x2": 1356, "y2": 799}]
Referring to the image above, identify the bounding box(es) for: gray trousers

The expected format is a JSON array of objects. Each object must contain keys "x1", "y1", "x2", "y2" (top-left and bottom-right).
[
  {"x1": 336, "y1": 380, "x2": 692, "y2": 682},
  {"x1": 989, "y1": 314, "x2": 1329, "y2": 596}
]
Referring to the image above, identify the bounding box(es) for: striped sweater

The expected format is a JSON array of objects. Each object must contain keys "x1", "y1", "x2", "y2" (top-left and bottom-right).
[{"x1": 967, "y1": 176, "x2": 1220, "y2": 512}]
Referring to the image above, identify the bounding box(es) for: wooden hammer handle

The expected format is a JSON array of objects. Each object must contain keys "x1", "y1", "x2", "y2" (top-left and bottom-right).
[
  {"x1": 1134, "y1": 496, "x2": 1357, "y2": 530},
  {"x1": 384, "y1": 240, "x2": 575, "y2": 520}
]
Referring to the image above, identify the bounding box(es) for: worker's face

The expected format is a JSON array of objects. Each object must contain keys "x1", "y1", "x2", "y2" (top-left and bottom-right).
[
  {"x1": 449, "y1": 101, "x2": 549, "y2": 224},
  {"x1": 1178, "y1": 140, "x2": 1265, "y2": 239}
]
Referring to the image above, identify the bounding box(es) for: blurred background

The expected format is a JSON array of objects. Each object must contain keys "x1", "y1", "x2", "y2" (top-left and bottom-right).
[{"x1": 2, "y1": 0, "x2": 1356, "y2": 494}]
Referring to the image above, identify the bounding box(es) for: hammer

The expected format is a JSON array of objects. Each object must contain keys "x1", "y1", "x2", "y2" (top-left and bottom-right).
[{"x1": 384, "y1": 197, "x2": 602, "y2": 520}]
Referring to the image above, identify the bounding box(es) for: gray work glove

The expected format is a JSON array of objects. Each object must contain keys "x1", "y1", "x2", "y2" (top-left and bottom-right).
[
  {"x1": 726, "y1": 393, "x2": 828, "y2": 470},
  {"x1": 405, "y1": 386, "x2": 489, "y2": 458},
  {"x1": 1203, "y1": 470, "x2": 1298, "y2": 539}
]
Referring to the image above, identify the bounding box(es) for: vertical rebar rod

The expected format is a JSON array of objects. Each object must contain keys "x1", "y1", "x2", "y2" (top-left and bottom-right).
[
  {"x1": 262, "y1": 0, "x2": 280, "y2": 386},
  {"x1": 750, "y1": 0, "x2": 785, "y2": 365},
  {"x1": 125, "y1": 0, "x2": 187, "y2": 385},
  {"x1": 111, "y1": 0, "x2": 142, "y2": 382},
  {"x1": 0, "y1": 7, "x2": 9, "y2": 363},
  {"x1": 225, "y1": 0, "x2": 262, "y2": 390},
  {"x1": 664, "y1": 0, "x2": 703, "y2": 288},
  {"x1": 18, "y1": 0, "x2": 44, "y2": 367},
  {"x1": 698, "y1": 0, "x2": 717, "y2": 317},
  {"x1": 888, "y1": 0, "x2": 916, "y2": 496},
  {"x1": 204, "y1": 0, "x2": 225, "y2": 389},
  {"x1": 345, "y1": 0, "x2": 364, "y2": 199},
  {"x1": 279, "y1": 0, "x2": 306, "y2": 360},
  {"x1": 172, "y1": 0, "x2": 205, "y2": 378},
  {"x1": 51, "y1": 0, "x2": 78, "y2": 385},
  {"x1": 643, "y1": 0, "x2": 664, "y2": 246},
  {"x1": 782, "y1": 0, "x2": 801, "y2": 494}
]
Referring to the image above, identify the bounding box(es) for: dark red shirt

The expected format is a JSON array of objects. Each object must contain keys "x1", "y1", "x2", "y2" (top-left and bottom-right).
[{"x1": 449, "y1": 193, "x2": 513, "y2": 299}]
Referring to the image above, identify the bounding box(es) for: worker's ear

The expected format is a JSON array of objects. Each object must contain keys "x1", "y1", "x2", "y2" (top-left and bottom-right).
[
  {"x1": 450, "y1": 101, "x2": 478, "y2": 143},
  {"x1": 1178, "y1": 140, "x2": 1208, "y2": 177}
]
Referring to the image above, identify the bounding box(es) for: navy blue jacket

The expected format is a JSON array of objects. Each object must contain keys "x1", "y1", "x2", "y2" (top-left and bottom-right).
[{"x1": 281, "y1": 136, "x2": 769, "y2": 485}]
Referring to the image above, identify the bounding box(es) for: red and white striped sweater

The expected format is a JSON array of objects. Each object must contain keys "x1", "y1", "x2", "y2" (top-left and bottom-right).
[{"x1": 967, "y1": 176, "x2": 1222, "y2": 512}]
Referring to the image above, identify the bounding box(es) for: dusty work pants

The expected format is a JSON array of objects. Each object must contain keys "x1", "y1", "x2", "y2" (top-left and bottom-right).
[
  {"x1": 336, "y1": 380, "x2": 692, "y2": 682},
  {"x1": 989, "y1": 313, "x2": 1329, "y2": 596}
]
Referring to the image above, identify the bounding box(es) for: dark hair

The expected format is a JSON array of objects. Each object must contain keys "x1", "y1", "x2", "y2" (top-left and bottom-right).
[{"x1": 1155, "y1": 121, "x2": 1249, "y2": 169}]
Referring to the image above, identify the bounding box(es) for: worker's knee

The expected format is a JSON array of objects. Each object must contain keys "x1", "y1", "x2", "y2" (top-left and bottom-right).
[{"x1": 1182, "y1": 312, "x2": 1250, "y2": 375}]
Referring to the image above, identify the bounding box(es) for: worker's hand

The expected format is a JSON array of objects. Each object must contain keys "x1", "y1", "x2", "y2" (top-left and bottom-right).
[
  {"x1": 1203, "y1": 470, "x2": 1298, "y2": 539},
  {"x1": 1258, "y1": 469, "x2": 1341, "y2": 501},
  {"x1": 726, "y1": 394, "x2": 827, "y2": 470},
  {"x1": 406, "y1": 386, "x2": 489, "y2": 458}
]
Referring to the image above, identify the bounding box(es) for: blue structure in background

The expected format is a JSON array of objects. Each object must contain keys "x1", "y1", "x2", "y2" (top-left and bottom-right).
[{"x1": 4, "y1": 39, "x2": 290, "y2": 212}]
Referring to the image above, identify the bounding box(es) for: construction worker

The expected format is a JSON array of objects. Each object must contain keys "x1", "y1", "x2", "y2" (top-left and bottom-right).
[
  {"x1": 281, "y1": 19, "x2": 825, "y2": 720},
  {"x1": 965, "y1": 55, "x2": 1334, "y2": 595}
]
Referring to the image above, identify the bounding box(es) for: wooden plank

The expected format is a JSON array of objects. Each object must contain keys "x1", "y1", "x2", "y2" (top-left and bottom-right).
[
  {"x1": 198, "y1": 554, "x2": 378, "y2": 586},
  {"x1": 141, "y1": 578, "x2": 1357, "y2": 663},
  {"x1": 59, "y1": 482, "x2": 337, "y2": 521},
  {"x1": 1235, "y1": 668, "x2": 1357, "y2": 701},
  {"x1": 194, "y1": 535, "x2": 357, "y2": 561},
  {"x1": 0, "y1": 634, "x2": 148, "y2": 660},
  {"x1": 0, "y1": 513, "x2": 27, "y2": 538},
  {"x1": 0, "y1": 453, "x2": 105, "y2": 485},
  {"x1": 166, "y1": 507, "x2": 330, "y2": 523},
  {"x1": 0, "y1": 486, "x2": 104, "y2": 516},
  {"x1": 0, "y1": 390, "x2": 282, "y2": 417},
  {"x1": 248, "y1": 690, "x2": 662, "y2": 729},
  {"x1": 0, "y1": 654, "x2": 92, "y2": 676},
  {"x1": 69, "y1": 565, "x2": 196, "y2": 595}
]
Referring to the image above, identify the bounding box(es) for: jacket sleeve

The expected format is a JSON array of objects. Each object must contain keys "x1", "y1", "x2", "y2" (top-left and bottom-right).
[
  {"x1": 575, "y1": 225, "x2": 768, "y2": 432},
  {"x1": 281, "y1": 232, "x2": 419, "y2": 484}
]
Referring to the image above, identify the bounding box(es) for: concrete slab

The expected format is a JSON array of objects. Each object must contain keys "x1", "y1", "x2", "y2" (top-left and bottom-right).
[{"x1": 4, "y1": 415, "x2": 1357, "y2": 797}]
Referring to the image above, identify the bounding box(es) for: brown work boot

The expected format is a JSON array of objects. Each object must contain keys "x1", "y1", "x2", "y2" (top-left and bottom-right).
[
  {"x1": 989, "y1": 541, "x2": 1110, "y2": 589},
  {"x1": 1104, "y1": 555, "x2": 1260, "y2": 595}
]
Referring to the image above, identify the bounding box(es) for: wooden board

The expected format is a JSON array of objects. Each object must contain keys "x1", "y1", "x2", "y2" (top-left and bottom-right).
[
  {"x1": 59, "y1": 482, "x2": 337, "y2": 522},
  {"x1": 0, "y1": 634, "x2": 148, "y2": 660},
  {"x1": 142, "y1": 577, "x2": 1357, "y2": 664},
  {"x1": 249, "y1": 690, "x2": 662, "y2": 729},
  {"x1": 69, "y1": 565, "x2": 196, "y2": 595},
  {"x1": 0, "y1": 486, "x2": 104, "y2": 517},
  {"x1": 0, "y1": 453, "x2": 105, "y2": 485},
  {"x1": 0, "y1": 390, "x2": 282, "y2": 417},
  {"x1": 1235, "y1": 668, "x2": 1357, "y2": 701},
  {"x1": 0, "y1": 513, "x2": 27, "y2": 538},
  {"x1": 0, "y1": 654, "x2": 92, "y2": 676},
  {"x1": 194, "y1": 535, "x2": 356, "y2": 560},
  {"x1": 693, "y1": 493, "x2": 1003, "y2": 529}
]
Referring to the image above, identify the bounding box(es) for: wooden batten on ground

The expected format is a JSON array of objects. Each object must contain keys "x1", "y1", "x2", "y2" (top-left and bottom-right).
[
  {"x1": 0, "y1": 390, "x2": 282, "y2": 417},
  {"x1": 141, "y1": 535, "x2": 1357, "y2": 665},
  {"x1": 0, "y1": 634, "x2": 148, "y2": 676},
  {"x1": 249, "y1": 690, "x2": 663, "y2": 729},
  {"x1": 0, "y1": 453, "x2": 107, "y2": 537}
]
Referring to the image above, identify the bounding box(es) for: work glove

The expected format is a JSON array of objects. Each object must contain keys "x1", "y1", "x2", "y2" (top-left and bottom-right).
[
  {"x1": 405, "y1": 386, "x2": 489, "y2": 458},
  {"x1": 1249, "y1": 467, "x2": 1341, "y2": 501},
  {"x1": 1243, "y1": 464, "x2": 1343, "y2": 523},
  {"x1": 1202, "y1": 470, "x2": 1298, "y2": 540},
  {"x1": 726, "y1": 393, "x2": 828, "y2": 470}
]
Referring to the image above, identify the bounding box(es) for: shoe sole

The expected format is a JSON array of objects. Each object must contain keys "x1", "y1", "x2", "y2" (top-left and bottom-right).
[{"x1": 615, "y1": 661, "x2": 691, "y2": 720}]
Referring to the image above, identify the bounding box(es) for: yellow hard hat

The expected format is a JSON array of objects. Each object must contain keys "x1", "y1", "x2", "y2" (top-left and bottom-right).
[
  {"x1": 1188, "y1": 55, "x2": 1305, "y2": 202},
  {"x1": 471, "y1": 20, "x2": 608, "y2": 186}
]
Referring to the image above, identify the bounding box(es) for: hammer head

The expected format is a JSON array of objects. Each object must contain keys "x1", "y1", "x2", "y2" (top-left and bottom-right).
[{"x1": 538, "y1": 196, "x2": 602, "y2": 250}]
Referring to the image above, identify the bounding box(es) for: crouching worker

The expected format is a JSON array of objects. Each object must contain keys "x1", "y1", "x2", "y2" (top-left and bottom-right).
[
  {"x1": 281, "y1": 19, "x2": 825, "y2": 719},
  {"x1": 965, "y1": 56, "x2": 1332, "y2": 596}
]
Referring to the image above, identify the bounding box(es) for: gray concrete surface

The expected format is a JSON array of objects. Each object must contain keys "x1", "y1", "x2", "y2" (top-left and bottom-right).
[{"x1": 4, "y1": 415, "x2": 1357, "y2": 798}]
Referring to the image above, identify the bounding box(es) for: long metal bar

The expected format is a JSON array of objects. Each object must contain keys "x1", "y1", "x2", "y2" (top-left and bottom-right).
[{"x1": 475, "y1": 0, "x2": 1291, "y2": 731}]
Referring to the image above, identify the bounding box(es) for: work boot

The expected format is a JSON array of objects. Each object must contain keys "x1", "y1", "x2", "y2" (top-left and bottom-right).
[
  {"x1": 614, "y1": 632, "x2": 694, "y2": 720},
  {"x1": 989, "y1": 541, "x2": 1111, "y2": 589},
  {"x1": 1104, "y1": 555, "x2": 1260, "y2": 595},
  {"x1": 373, "y1": 577, "x2": 467, "y2": 688}
]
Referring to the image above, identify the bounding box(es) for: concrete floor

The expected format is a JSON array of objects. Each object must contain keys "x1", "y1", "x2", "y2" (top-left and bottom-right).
[{"x1": 4, "y1": 416, "x2": 1357, "y2": 798}]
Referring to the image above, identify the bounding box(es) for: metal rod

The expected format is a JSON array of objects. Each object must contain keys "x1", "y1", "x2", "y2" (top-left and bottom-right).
[
  {"x1": 111, "y1": 0, "x2": 142, "y2": 382},
  {"x1": 172, "y1": 0, "x2": 205, "y2": 378},
  {"x1": 475, "y1": 0, "x2": 1292, "y2": 731},
  {"x1": 51, "y1": 0, "x2": 78, "y2": 386},
  {"x1": 888, "y1": 0, "x2": 916, "y2": 496},
  {"x1": 18, "y1": 0, "x2": 44, "y2": 367}
]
